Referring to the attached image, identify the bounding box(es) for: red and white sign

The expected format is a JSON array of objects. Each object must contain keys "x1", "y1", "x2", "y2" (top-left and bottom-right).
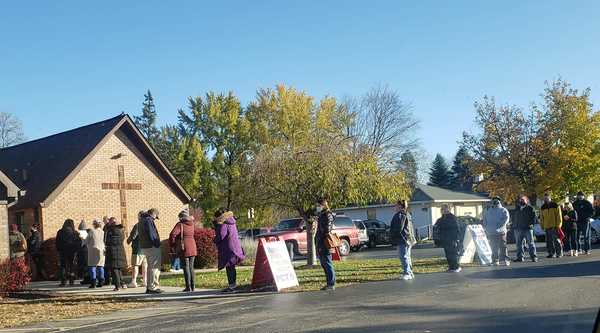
[{"x1": 251, "y1": 237, "x2": 299, "y2": 291}]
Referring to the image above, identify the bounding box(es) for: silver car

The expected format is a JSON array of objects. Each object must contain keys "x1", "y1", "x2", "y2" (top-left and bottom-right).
[{"x1": 352, "y1": 220, "x2": 369, "y2": 251}]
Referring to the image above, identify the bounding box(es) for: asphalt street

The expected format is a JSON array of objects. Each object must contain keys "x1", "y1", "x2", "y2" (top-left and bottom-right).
[{"x1": 16, "y1": 243, "x2": 600, "y2": 333}]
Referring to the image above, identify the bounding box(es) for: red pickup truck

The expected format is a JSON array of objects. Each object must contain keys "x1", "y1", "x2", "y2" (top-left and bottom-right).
[{"x1": 260, "y1": 215, "x2": 360, "y2": 260}]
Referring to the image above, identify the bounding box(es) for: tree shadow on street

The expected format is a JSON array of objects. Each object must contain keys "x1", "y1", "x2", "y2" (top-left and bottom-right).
[
  {"x1": 303, "y1": 304, "x2": 596, "y2": 333},
  {"x1": 467, "y1": 260, "x2": 600, "y2": 279}
]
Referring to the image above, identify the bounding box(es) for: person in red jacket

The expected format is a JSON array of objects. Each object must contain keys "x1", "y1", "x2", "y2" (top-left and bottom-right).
[{"x1": 169, "y1": 210, "x2": 198, "y2": 292}]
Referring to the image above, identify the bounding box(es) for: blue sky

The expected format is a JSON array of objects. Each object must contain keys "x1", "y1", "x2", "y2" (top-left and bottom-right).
[{"x1": 2, "y1": 1, "x2": 600, "y2": 161}]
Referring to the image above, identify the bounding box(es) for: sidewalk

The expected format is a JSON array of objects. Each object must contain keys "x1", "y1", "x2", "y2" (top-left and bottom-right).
[{"x1": 25, "y1": 280, "x2": 273, "y2": 301}]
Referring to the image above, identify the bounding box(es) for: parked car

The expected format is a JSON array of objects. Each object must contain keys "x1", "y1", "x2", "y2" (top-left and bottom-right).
[
  {"x1": 353, "y1": 220, "x2": 369, "y2": 250},
  {"x1": 259, "y1": 215, "x2": 361, "y2": 260},
  {"x1": 239, "y1": 228, "x2": 271, "y2": 240},
  {"x1": 362, "y1": 219, "x2": 391, "y2": 248}
]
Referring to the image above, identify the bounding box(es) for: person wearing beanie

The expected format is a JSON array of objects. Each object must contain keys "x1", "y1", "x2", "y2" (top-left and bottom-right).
[
  {"x1": 573, "y1": 191, "x2": 594, "y2": 255},
  {"x1": 483, "y1": 197, "x2": 510, "y2": 266},
  {"x1": 169, "y1": 209, "x2": 198, "y2": 292}
]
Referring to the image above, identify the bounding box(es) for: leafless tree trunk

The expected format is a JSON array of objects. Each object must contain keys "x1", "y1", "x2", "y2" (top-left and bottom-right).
[
  {"x1": 344, "y1": 84, "x2": 420, "y2": 168},
  {"x1": 0, "y1": 112, "x2": 26, "y2": 148}
]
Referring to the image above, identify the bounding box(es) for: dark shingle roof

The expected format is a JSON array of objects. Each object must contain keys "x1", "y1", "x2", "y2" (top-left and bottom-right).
[
  {"x1": 0, "y1": 115, "x2": 124, "y2": 209},
  {"x1": 412, "y1": 184, "x2": 489, "y2": 202}
]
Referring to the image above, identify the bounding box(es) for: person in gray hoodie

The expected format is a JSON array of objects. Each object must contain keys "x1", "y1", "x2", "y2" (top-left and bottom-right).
[{"x1": 483, "y1": 197, "x2": 510, "y2": 266}]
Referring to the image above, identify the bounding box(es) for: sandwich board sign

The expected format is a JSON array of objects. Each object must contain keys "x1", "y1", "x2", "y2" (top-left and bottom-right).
[
  {"x1": 459, "y1": 224, "x2": 493, "y2": 265},
  {"x1": 251, "y1": 237, "x2": 299, "y2": 291}
]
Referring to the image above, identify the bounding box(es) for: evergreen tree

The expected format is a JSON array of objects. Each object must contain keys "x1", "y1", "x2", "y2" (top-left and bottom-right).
[
  {"x1": 450, "y1": 147, "x2": 474, "y2": 191},
  {"x1": 428, "y1": 154, "x2": 452, "y2": 188},
  {"x1": 397, "y1": 151, "x2": 418, "y2": 187},
  {"x1": 134, "y1": 90, "x2": 160, "y2": 147}
]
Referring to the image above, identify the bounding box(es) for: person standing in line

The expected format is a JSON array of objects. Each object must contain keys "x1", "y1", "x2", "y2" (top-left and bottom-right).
[
  {"x1": 573, "y1": 191, "x2": 594, "y2": 255},
  {"x1": 140, "y1": 208, "x2": 163, "y2": 294},
  {"x1": 9, "y1": 224, "x2": 27, "y2": 260},
  {"x1": 77, "y1": 220, "x2": 91, "y2": 285},
  {"x1": 390, "y1": 200, "x2": 417, "y2": 280},
  {"x1": 435, "y1": 205, "x2": 461, "y2": 272},
  {"x1": 85, "y1": 219, "x2": 106, "y2": 288},
  {"x1": 314, "y1": 198, "x2": 336, "y2": 291},
  {"x1": 56, "y1": 219, "x2": 82, "y2": 287},
  {"x1": 169, "y1": 210, "x2": 198, "y2": 292},
  {"x1": 127, "y1": 211, "x2": 148, "y2": 288},
  {"x1": 562, "y1": 203, "x2": 578, "y2": 257},
  {"x1": 511, "y1": 195, "x2": 539, "y2": 263},
  {"x1": 483, "y1": 197, "x2": 510, "y2": 266},
  {"x1": 540, "y1": 193, "x2": 563, "y2": 258},
  {"x1": 213, "y1": 208, "x2": 245, "y2": 293},
  {"x1": 27, "y1": 224, "x2": 44, "y2": 280},
  {"x1": 104, "y1": 217, "x2": 128, "y2": 291}
]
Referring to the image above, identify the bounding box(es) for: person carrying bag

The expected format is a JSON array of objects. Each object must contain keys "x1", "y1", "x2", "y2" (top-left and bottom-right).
[{"x1": 169, "y1": 210, "x2": 197, "y2": 292}]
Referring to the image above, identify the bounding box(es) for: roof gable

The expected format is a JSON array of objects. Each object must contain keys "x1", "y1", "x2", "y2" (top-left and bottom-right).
[
  {"x1": 412, "y1": 184, "x2": 489, "y2": 202},
  {"x1": 0, "y1": 114, "x2": 190, "y2": 209}
]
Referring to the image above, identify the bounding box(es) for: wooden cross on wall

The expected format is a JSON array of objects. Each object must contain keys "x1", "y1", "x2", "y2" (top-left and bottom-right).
[{"x1": 101, "y1": 165, "x2": 142, "y2": 233}]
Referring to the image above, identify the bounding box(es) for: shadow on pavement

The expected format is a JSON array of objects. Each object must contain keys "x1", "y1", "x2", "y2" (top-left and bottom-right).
[
  {"x1": 304, "y1": 304, "x2": 596, "y2": 333},
  {"x1": 467, "y1": 260, "x2": 600, "y2": 280}
]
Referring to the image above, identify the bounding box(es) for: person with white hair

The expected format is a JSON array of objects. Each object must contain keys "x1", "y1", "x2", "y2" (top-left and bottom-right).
[{"x1": 85, "y1": 219, "x2": 106, "y2": 288}]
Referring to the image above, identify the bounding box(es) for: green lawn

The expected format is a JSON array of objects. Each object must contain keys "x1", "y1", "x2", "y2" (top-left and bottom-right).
[{"x1": 161, "y1": 257, "x2": 450, "y2": 292}]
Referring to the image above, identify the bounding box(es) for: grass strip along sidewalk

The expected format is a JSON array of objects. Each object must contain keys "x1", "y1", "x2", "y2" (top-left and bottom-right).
[
  {"x1": 161, "y1": 257, "x2": 450, "y2": 292},
  {"x1": 0, "y1": 257, "x2": 449, "y2": 329}
]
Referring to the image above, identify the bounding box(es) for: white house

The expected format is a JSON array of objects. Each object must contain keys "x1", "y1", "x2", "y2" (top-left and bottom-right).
[{"x1": 335, "y1": 184, "x2": 490, "y2": 238}]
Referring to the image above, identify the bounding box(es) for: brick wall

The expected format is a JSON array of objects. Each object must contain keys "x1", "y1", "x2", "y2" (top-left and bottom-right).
[
  {"x1": 0, "y1": 202, "x2": 8, "y2": 260},
  {"x1": 43, "y1": 129, "x2": 188, "y2": 265}
]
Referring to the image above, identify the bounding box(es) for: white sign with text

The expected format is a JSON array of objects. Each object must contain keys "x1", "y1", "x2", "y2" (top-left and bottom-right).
[
  {"x1": 263, "y1": 240, "x2": 299, "y2": 291},
  {"x1": 459, "y1": 224, "x2": 493, "y2": 265}
]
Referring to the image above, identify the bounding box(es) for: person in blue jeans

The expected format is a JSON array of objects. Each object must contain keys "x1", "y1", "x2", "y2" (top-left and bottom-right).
[
  {"x1": 315, "y1": 198, "x2": 336, "y2": 291},
  {"x1": 573, "y1": 191, "x2": 594, "y2": 255},
  {"x1": 511, "y1": 195, "x2": 538, "y2": 262},
  {"x1": 390, "y1": 200, "x2": 416, "y2": 280},
  {"x1": 170, "y1": 256, "x2": 181, "y2": 272}
]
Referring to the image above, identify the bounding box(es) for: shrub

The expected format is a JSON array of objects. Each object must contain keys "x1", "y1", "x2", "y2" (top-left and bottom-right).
[
  {"x1": 0, "y1": 258, "x2": 31, "y2": 295},
  {"x1": 240, "y1": 238, "x2": 258, "y2": 267},
  {"x1": 194, "y1": 228, "x2": 218, "y2": 269},
  {"x1": 41, "y1": 238, "x2": 60, "y2": 280}
]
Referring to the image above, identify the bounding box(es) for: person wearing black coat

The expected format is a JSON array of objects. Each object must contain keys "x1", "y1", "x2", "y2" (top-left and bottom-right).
[
  {"x1": 573, "y1": 191, "x2": 594, "y2": 255},
  {"x1": 511, "y1": 196, "x2": 538, "y2": 262},
  {"x1": 56, "y1": 219, "x2": 82, "y2": 287},
  {"x1": 27, "y1": 224, "x2": 44, "y2": 280},
  {"x1": 104, "y1": 217, "x2": 128, "y2": 291},
  {"x1": 435, "y1": 205, "x2": 461, "y2": 272}
]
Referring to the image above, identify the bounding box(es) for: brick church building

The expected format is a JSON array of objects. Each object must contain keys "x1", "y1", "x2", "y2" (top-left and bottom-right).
[{"x1": 0, "y1": 114, "x2": 191, "y2": 261}]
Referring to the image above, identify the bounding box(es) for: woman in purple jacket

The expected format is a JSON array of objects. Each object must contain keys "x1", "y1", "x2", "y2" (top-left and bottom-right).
[{"x1": 213, "y1": 208, "x2": 245, "y2": 292}]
